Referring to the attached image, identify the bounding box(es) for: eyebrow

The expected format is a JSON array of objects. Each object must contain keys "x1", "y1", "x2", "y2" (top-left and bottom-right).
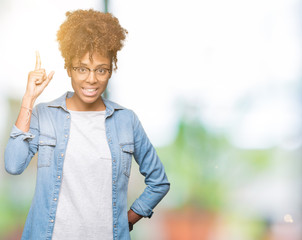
[{"x1": 78, "y1": 62, "x2": 110, "y2": 68}]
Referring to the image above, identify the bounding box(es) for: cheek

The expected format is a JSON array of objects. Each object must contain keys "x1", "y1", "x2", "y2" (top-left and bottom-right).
[
  {"x1": 71, "y1": 78, "x2": 80, "y2": 90},
  {"x1": 101, "y1": 79, "x2": 110, "y2": 88}
]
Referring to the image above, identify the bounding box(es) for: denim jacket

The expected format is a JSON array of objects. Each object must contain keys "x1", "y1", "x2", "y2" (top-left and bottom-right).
[{"x1": 4, "y1": 91, "x2": 170, "y2": 240}]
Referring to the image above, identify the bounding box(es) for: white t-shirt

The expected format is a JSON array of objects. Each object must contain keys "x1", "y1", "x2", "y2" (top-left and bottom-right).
[{"x1": 52, "y1": 110, "x2": 113, "y2": 240}]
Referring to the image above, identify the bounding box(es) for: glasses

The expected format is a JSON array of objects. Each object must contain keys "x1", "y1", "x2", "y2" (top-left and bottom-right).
[{"x1": 72, "y1": 66, "x2": 111, "y2": 81}]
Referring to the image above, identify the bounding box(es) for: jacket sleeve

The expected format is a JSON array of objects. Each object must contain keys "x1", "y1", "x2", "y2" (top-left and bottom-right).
[
  {"x1": 130, "y1": 111, "x2": 170, "y2": 218},
  {"x1": 4, "y1": 106, "x2": 39, "y2": 175}
]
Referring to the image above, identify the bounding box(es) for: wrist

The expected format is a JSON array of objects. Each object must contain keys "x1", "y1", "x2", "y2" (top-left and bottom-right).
[
  {"x1": 128, "y1": 209, "x2": 143, "y2": 225},
  {"x1": 22, "y1": 94, "x2": 36, "y2": 108}
]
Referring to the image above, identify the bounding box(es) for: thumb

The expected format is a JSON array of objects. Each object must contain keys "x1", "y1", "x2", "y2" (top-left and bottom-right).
[
  {"x1": 44, "y1": 71, "x2": 55, "y2": 86},
  {"x1": 48, "y1": 71, "x2": 55, "y2": 80}
]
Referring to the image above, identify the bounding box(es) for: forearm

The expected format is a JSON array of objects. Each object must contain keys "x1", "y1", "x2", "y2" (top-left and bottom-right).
[
  {"x1": 130, "y1": 180, "x2": 170, "y2": 218},
  {"x1": 128, "y1": 209, "x2": 143, "y2": 225},
  {"x1": 15, "y1": 94, "x2": 36, "y2": 132}
]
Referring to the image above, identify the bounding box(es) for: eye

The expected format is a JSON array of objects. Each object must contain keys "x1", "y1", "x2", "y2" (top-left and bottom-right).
[
  {"x1": 78, "y1": 67, "x2": 88, "y2": 73},
  {"x1": 96, "y1": 68, "x2": 107, "y2": 75}
]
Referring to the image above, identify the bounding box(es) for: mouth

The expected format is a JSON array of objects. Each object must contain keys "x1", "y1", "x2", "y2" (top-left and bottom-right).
[{"x1": 81, "y1": 88, "x2": 98, "y2": 97}]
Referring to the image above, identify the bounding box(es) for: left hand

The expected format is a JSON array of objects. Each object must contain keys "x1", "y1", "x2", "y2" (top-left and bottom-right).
[{"x1": 128, "y1": 209, "x2": 143, "y2": 230}]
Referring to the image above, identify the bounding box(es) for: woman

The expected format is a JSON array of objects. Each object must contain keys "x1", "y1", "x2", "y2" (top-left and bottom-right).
[{"x1": 5, "y1": 9, "x2": 170, "y2": 240}]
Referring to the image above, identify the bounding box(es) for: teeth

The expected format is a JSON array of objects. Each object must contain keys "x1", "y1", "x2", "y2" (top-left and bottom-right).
[{"x1": 84, "y1": 88, "x2": 97, "y2": 92}]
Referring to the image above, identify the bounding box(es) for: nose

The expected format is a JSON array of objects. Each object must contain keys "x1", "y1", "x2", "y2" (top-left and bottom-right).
[{"x1": 85, "y1": 71, "x2": 97, "y2": 84}]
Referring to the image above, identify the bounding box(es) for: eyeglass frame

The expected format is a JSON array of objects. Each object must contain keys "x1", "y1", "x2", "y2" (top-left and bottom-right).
[{"x1": 71, "y1": 66, "x2": 112, "y2": 80}]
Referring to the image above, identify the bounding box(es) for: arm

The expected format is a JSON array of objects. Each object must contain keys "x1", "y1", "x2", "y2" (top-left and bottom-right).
[
  {"x1": 5, "y1": 106, "x2": 39, "y2": 175},
  {"x1": 129, "y1": 111, "x2": 170, "y2": 221},
  {"x1": 4, "y1": 51, "x2": 54, "y2": 175},
  {"x1": 16, "y1": 51, "x2": 54, "y2": 132}
]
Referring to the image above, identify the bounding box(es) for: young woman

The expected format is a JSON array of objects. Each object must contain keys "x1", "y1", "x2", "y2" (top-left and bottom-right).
[{"x1": 4, "y1": 9, "x2": 170, "y2": 240}]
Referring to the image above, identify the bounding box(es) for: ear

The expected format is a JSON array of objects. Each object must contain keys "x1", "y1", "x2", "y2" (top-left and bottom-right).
[{"x1": 67, "y1": 67, "x2": 71, "y2": 77}]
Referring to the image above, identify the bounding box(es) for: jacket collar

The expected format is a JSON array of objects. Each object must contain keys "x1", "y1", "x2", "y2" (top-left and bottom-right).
[{"x1": 46, "y1": 91, "x2": 125, "y2": 116}]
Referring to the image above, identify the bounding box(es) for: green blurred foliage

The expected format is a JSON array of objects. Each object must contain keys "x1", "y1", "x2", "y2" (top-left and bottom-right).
[
  {"x1": 157, "y1": 116, "x2": 274, "y2": 213},
  {"x1": 0, "y1": 184, "x2": 29, "y2": 238}
]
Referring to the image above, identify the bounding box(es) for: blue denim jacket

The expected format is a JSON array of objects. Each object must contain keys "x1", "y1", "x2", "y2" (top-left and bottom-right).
[{"x1": 4, "y1": 91, "x2": 170, "y2": 240}]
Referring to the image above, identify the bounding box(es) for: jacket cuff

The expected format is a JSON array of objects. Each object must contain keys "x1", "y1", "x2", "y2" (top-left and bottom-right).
[
  {"x1": 130, "y1": 199, "x2": 154, "y2": 218},
  {"x1": 10, "y1": 125, "x2": 35, "y2": 140}
]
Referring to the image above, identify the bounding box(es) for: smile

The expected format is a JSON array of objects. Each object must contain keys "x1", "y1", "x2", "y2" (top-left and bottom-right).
[{"x1": 81, "y1": 88, "x2": 98, "y2": 96}]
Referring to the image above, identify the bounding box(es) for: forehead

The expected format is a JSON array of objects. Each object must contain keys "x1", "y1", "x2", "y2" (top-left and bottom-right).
[{"x1": 72, "y1": 52, "x2": 111, "y2": 66}]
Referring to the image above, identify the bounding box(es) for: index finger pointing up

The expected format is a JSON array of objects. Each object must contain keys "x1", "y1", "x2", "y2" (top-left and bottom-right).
[{"x1": 35, "y1": 51, "x2": 41, "y2": 70}]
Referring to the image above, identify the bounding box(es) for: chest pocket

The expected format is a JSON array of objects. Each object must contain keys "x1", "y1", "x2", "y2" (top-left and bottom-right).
[
  {"x1": 38, "y1": 135, "x2": 56, "y2": 168},
  {"x1": 120, "y1": 143, "x2": 134, "y2": 177}
]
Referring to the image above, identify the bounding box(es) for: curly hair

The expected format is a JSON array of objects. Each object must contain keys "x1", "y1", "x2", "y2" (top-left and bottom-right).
[{"x1": 57, "y1": 9, "x2": 128, "y2": 70}]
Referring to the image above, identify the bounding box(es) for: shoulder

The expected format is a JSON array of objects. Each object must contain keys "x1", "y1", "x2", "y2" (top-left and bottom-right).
[
  {"x1": 103, "y1": 98, "x2": 139, "y2": 123},
  {"x1": 103, "y1": 98, "x2": 126, "y2": 111},
  {"x1": 33, "y1": 92, "x2": 68, "y2": 115},
  {"x1": 103, "y1": 98, "x2": 135, "y2": 115}
]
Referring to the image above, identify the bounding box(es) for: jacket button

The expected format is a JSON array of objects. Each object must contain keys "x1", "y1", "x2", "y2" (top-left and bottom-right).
[
  {"x1": 50, "y1": 219, "x2": 54, "y2": 223},
  {"x1": 67, "y1": 115, "x2": 70, "y2": 119},
  {"x1": 54, "y1": 198, "x2": 57, "y2": 201},
  {"x1": 61, "y1": 153, "x2": 64, "y2": 157},
  {"x1": 58, "y1": 176, "x2": 61, "y2": 179},
  {"x1": 114, "y1": 225, "x2": 116, "y2": 228},
  {"x1": 113, "y1": 202, "x2": 116, "y2": 206}
]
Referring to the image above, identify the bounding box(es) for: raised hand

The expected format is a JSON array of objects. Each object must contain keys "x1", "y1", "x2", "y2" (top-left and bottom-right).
[
  {"x1": 16, "y1": 52, "x2": 55, "y2": 132},
  {"x1": 25, "y1": 51, "x2": 55, "y2": 100}
]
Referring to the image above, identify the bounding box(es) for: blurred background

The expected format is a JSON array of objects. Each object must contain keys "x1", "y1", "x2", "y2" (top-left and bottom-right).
[{"x1": 1, "y1": 0, "x2": 302, "y2": 239}]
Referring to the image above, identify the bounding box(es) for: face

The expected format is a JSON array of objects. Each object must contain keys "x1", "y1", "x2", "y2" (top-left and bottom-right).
[{"x1": 67, "y1": 51, "x2": 112, "y2": 110}]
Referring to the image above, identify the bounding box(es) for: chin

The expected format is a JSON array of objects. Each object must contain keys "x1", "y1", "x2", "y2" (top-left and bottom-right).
[{"x1": 81, "y1": 95, "x2": 101, "y2": 104}]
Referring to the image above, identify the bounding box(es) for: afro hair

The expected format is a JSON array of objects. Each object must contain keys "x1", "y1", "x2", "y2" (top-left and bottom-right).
[{"x1": 57, "y1": 9, "x2": 128, "y2": 70}]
